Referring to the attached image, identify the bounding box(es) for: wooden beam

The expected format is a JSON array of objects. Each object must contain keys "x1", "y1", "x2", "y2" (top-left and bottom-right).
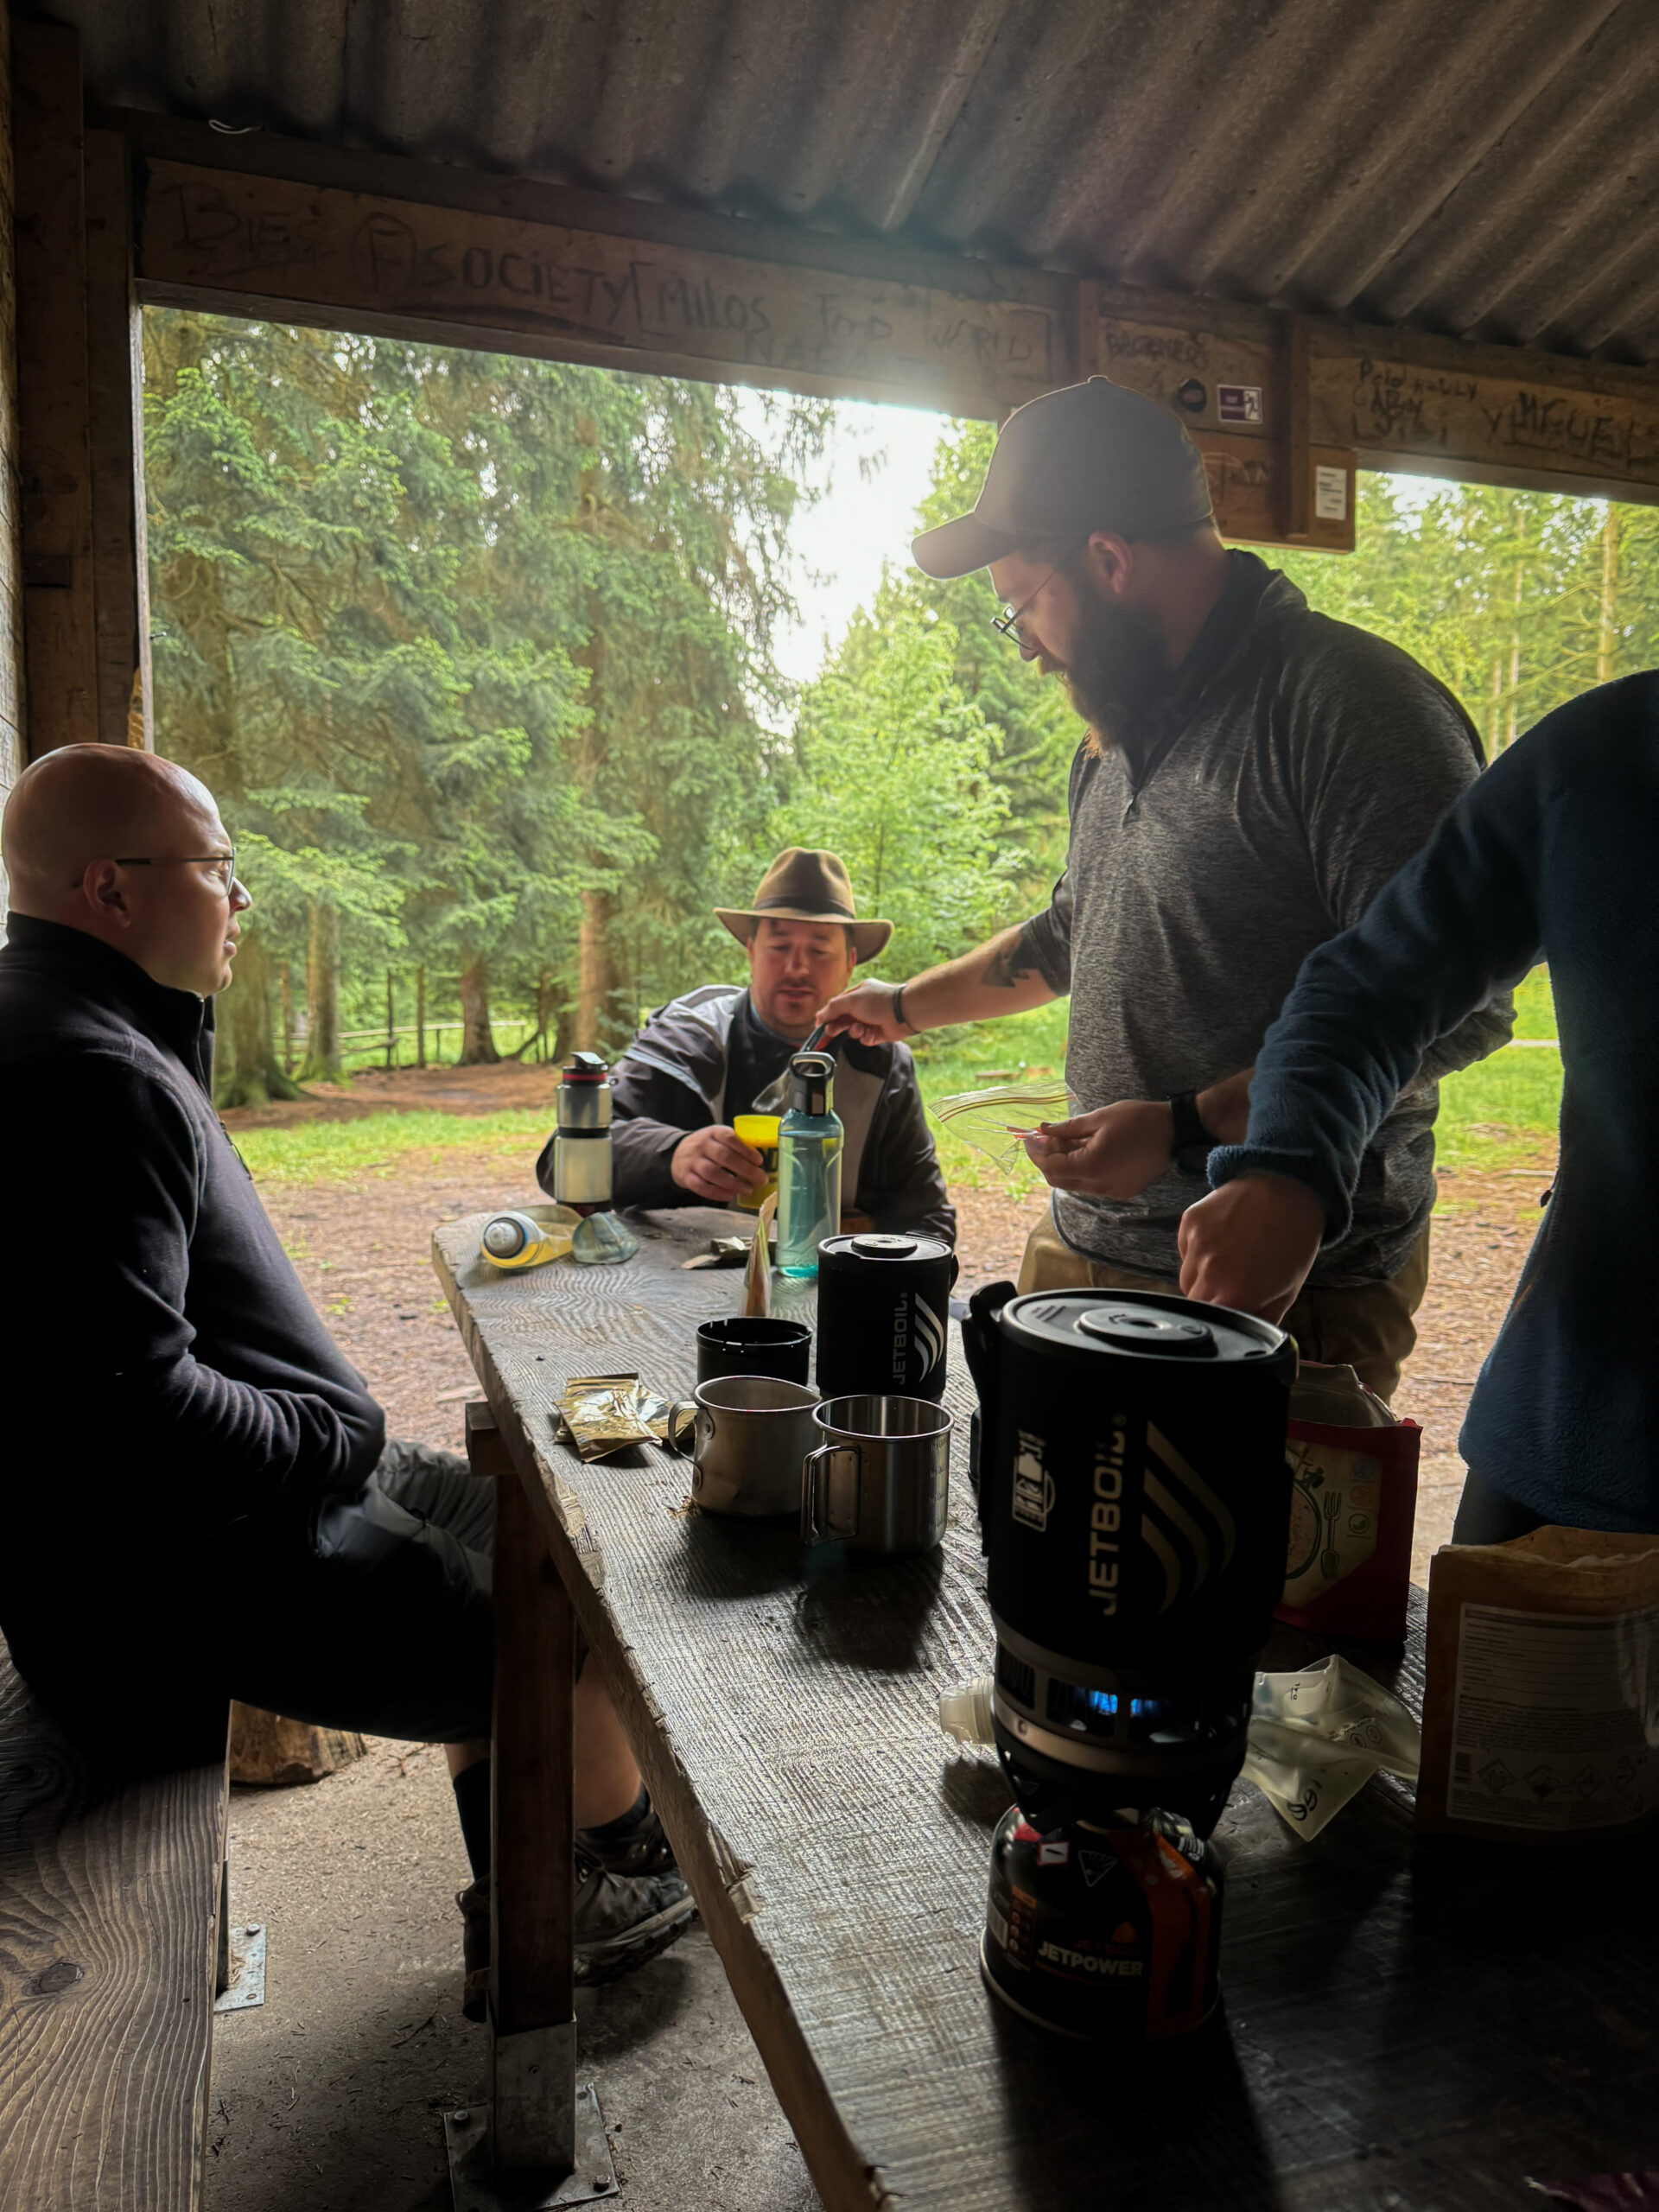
[
  {"x1": 1274, "y1": 313, "x2": 1313, "y2": 543},
  {"x1": 84, "y1": 129, "x2": 151, "y2": 749},
  {"x1": 137, "y1": 159, "x2": 1071, "y2": 421},
  {"x1": 13, "y1": 22, "x2": 97, "y2": 756},
  {"x1": 118, "y1": 117, "x2": 1659, "y2": 509}
]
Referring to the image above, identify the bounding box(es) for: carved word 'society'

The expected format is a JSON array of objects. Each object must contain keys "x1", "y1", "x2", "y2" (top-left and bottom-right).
[{"x1": 147, "y1": 174, "x2": 1060, "y2": 403}]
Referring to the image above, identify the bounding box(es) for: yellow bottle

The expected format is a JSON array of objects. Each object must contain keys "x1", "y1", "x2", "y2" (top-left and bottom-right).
[{"x1": 480, "y1": 1209, "x2": 575, "y2": 1270}]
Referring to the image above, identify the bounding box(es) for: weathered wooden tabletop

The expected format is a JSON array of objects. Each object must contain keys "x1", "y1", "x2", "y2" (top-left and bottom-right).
[{"x1": 434, "y1": 1208, "x2": 1657, "y2": 2212}]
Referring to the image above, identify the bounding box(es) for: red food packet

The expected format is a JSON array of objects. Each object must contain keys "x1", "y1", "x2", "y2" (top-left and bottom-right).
[{"x1": 1275, "y1": 1397, "x2": 1421, "y2": 1643}]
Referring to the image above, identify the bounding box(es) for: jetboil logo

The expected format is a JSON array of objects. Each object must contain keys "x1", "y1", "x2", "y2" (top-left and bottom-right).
[
  {"x1": 1141, "y1": 1423, "x2": 1238, "y2": 1614},
  {"x1": 1090, "y1": 1418, "x2": 1238, "y2": 1617},
  {"x1": 890, "y1": 1291, "x2": 945, "y2": 1387}
]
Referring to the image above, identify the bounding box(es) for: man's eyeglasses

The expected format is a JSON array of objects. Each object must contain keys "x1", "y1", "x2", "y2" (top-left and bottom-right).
[
  {"x1": 990, "y1": 543, "x2": 1084, "y2": 643},
  {"x1": 113, "y1": 851, "x2": 238, "y2": 893}
]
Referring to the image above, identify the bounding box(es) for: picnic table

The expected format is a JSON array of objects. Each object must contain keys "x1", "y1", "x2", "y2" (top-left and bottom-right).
[{"x1": 433, "y1": 1205, "x2": 1658, "y2": 2212}]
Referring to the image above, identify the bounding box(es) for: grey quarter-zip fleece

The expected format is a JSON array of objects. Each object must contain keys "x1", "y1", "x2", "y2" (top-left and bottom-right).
[{"x1": 1020, "y1": 550, "x2": 1513, "y2": 1285}]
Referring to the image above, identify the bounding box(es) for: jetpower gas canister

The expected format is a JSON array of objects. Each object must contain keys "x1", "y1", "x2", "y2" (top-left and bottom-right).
[
  {"x1": 816, "y1": 1231, "x2": 957, "y2": 1404},
  {"x1": 982, "y1": 1806, "x2": 1223, "y2": 2041}
]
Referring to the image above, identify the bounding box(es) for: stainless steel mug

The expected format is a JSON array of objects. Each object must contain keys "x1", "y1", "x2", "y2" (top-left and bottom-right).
[
  {"x1": 696, "y1": 1316, "x2": 812, "y2": 1388},
  {"x1": 801, "y1": 1394, "x2": 951, "y2": 1554},
  {"x1": 674, "y1": 1375, "x2": 821, "y2": 1516}
]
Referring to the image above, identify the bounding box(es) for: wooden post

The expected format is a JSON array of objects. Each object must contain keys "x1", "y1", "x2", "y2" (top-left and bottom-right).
[
  {"x1": 415, "y1": 964, "x2": 426, "y2": 1069},
  {"x1": 13, "y1": 22, "x2": 98, "y2": 756},
  {"x1": 82, "y1": 129, "x2": 151, "y2": 748},
  {"x1": 1274, "y1": 311, "x2": 1313, "y2": 544},
  {"x1": 385, "y1": 970, "x2": 395, "y2": 1070},
  {"x1": 467, "y1": 1402, "x2": 577, "y2": 2190}
]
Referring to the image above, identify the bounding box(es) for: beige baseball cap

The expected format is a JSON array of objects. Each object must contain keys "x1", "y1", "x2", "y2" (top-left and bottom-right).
[{"x1": 912, "y1": 377, "x2": 1214, "y2": 578}]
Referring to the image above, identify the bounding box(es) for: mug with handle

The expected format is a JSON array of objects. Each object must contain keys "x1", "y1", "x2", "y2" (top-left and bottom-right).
[
  {"x1": 801, "y1": 1394, "x2": 951, "y2": 1555},
  {"x1": 669, "y1": 1374, "x2": 820, "y2": 1517}
]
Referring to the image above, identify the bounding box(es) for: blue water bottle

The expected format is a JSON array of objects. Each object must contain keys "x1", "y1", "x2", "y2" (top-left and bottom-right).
[{"x1": 777, "y1": 1052, "x2": 842, "y2": 1280}]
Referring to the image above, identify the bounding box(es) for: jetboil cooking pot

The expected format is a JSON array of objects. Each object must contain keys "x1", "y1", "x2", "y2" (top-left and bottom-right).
[{"x1": 960, "y1": 1281, "x2": 1295, "y2": 1833}]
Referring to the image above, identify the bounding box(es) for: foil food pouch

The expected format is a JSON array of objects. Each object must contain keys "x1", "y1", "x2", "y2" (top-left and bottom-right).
[
  {"x1": 1418, "y1": 1526, "x2": 1659, "y2": 1843},
  {"x1": 555, "y1": 1374, "x2": 674, "y2": 1460}
]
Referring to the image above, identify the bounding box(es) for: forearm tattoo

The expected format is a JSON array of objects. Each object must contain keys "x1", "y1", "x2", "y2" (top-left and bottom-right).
[{"x1": 985, "y1": 925, "x2": 1042, "y2": 989}]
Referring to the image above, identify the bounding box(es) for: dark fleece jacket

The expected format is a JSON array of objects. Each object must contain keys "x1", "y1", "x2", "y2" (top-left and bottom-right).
[
  {"x1": 1212, "y1": 677, "x2": 1659, "y2": 1531},
  {"x1": 0, "y1": 916, "x2": 385, "y2": 1674}
]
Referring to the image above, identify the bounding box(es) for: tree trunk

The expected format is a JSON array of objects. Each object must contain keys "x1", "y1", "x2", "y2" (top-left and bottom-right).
[
  {"x1": 298, "y1": 902, "x2": 343, "y2": 1083},
  {"x1": 415, "y1": 964, "x2": 427, "y2": 1068},
  {"x1": 458, "y1": 956, "x2": 500, "y2": 1064},
  {"x1": 575, "y1": 885, "x2": 619, "y2": 1049},
  {"x1": 551, "y1": 995, "x2": 575, "y2": 1067},
  {"x1": 216, "y1": 933, "x2": 306, "y2": 1107},
  {"x1": 1504, "y1": 515, "x2": 1526, "y2": 750},
  {"x1": 1598, "y1": 505, "x2": 1621, "y2": 686},
  {"x1": 279, "y1": 961, "x2": 294, "y2": 1073}
]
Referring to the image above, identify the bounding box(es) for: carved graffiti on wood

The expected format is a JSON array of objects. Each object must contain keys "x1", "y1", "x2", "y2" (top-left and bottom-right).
[{"x1": 141, "y1": 163, "x2": 1064, "y2": 409}]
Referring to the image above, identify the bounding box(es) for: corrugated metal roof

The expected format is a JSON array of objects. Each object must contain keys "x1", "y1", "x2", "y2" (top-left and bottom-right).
[{"x1": 35, "y1": 0, "x2": 1659, "y2": 365}]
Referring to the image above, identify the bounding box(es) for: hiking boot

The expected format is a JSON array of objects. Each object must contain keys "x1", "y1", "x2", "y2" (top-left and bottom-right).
[
  {"x1": 575, "y1": 1796, "x2": 677, "y2": 1879},
  {"x1": 457, "y1": 1877, "x2": 490, "y2": 2023},
  {"x1": 455, "y1": 1858, "x2": 696, "y2": 2019},
  {"x1": 573, "y1": 1852, "x2": 696, "y2": 1986}
]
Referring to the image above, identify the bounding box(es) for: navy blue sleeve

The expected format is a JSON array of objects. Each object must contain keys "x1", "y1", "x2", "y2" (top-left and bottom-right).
[{"x1": 1208, "y1": 729, "x2": 1548, "y2": 1240}]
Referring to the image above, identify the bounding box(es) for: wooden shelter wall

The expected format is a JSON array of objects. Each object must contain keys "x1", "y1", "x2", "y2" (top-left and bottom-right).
[{"x1": 0, "y1": 8, "x2": 23, "y2": 883}]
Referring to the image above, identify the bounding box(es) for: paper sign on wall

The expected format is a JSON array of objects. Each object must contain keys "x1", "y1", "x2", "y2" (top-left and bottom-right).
[{"x1": 1315, "y1": 465, "x2": 1349, "y2": 520}]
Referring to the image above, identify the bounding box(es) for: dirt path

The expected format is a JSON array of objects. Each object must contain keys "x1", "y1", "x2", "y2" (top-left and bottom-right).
[{"x1": 228, "y1": 1065, "x2": 1554, "y2": 1588}]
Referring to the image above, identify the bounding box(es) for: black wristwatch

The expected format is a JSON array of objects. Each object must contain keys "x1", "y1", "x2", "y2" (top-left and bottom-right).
[{"x1": 1168, "y1": 1090, "x2": 1219, "y2": 1178}]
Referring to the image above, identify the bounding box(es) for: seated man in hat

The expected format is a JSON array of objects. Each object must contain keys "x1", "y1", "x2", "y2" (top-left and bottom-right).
[{"x1": 545, "y1": 847, "x2": 953, "y2": 1243}]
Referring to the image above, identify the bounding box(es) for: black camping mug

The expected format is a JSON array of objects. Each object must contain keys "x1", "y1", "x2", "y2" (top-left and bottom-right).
[{"x1": 696, "y1": 1316, "x2": 812, "y2": 1388}]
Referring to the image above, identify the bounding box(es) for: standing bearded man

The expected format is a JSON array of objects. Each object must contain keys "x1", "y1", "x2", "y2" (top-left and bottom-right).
[{"x1": 820, "y1": 378, "x2": 1511, "y2": 1400}]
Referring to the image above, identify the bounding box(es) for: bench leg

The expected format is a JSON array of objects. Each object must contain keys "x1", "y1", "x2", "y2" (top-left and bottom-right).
[
  {"x1": 491, "y1": 1435, "x2": 575, "y2": 2182},
  {"x1": 446, "y1": 1405, "x2": 616, "y2": 2210}
]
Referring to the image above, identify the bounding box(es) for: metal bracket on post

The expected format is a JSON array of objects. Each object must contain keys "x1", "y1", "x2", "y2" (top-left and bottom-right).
[
  {"x1": 444, "y1": 2024, "x2": 616, "y2": 2208},
  {"x1": 213, "y1": 1853, "x2": 267, "y2": 2014}
]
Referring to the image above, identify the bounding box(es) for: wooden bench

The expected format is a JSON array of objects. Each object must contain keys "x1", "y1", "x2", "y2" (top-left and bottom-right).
[{"x1": 0, "y1": 1640, "x2": 230, "y2": 2210}]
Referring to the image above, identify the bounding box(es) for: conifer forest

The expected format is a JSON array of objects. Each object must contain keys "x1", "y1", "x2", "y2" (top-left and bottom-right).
[{"x1": 143, "y1": 312, "x2": 1659, "y2": 1106}]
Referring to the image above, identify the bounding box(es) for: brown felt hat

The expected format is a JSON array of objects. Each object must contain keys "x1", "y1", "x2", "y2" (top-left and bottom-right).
[{"x1": 715, "y1": 848, "x2": 892, "y2": 962}]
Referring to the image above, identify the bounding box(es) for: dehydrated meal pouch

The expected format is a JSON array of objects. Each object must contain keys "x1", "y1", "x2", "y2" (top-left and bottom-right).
[
  {"x1": 1418, "y1": 1526, "x2": 1659, "y2": 1843},
  {"x1": 1277, "y1": 1393, "x2": 1420, "y2": 1642}
]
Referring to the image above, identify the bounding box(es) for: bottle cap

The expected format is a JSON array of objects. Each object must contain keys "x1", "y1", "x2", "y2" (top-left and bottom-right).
[
  {"x1": 788, "y1": 1050, "x2": 836, "y2": 1117},
  {"x1": 563, "y1": 1051, "x2": 609, "y2": 1081}
]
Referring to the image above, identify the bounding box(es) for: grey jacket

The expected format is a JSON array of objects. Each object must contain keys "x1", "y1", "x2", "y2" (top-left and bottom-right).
[
  {"x1": 540, "y1": 984, "x2": 956, "y2": 1245},
  {"x1": 1021, "y1": 551, "x2": 1513, "y2": 1284}
]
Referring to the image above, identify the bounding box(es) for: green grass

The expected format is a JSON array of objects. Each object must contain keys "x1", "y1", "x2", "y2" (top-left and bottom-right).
[
  {"x1": 233, "y1": 1106, "x2": 551, "y2": 1186},
  {"x1": 1434, "y1": 966, "x2": 1560, "y2": 1174},
  {"x1": 233, "y1": 969, "x2": 1562, "y2": 1195}
]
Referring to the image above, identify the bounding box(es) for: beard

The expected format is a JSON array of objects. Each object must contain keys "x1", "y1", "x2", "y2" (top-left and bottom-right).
[{"x1": 1039, "y1": 586, "x2": 1170, "y2": 753}]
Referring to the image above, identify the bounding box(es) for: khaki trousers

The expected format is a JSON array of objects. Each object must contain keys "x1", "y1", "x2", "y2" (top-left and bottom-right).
[{"x1": 1015, "y1": 1209, "x2": 1432, "y2": 1404}]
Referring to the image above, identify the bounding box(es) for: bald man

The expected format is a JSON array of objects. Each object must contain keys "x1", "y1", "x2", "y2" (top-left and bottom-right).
[{"x1": 0, "y1": 747, "x2": 694, "y2": 2009}]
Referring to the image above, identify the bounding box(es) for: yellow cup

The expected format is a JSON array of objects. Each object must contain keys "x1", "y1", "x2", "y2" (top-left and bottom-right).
[{"x1": 731, "y1": 1114, "x2": 781, "y2": 1211}]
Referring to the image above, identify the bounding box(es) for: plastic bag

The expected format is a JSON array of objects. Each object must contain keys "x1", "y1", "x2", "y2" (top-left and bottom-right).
[
  {"x1": 1243, "y1": 1654, "x2": 1421, "y2": 1840},
  {"x1": 927, "y1": 1079, "x2": 1079, "y2": 1173}
]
